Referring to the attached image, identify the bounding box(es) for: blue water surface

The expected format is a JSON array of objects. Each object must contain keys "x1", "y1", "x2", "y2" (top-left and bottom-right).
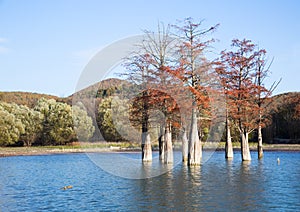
[{"x1": 0, "y1": 151, "x2": 299, "y2": 211}]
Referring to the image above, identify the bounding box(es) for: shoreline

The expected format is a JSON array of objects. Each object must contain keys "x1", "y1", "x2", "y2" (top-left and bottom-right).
[{"x1": 1, "y1": 144, "x2": 300, "y2": 158}]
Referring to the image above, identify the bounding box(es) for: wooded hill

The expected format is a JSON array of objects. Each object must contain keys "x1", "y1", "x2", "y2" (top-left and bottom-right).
[
  {"x1": 1, "y1": 78, "x2": 300, "y2": 144},
  {"x1": 263, "y1": 92, "x2": 300, "y2": 143},
  {"x1": 0, "y1": 91, "x2": 66, "y2": 108}
]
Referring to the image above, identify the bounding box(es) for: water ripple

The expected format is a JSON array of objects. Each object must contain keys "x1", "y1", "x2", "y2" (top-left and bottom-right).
[{"x1": 0, "y1": 151, "x2": 299, "y2": 211}]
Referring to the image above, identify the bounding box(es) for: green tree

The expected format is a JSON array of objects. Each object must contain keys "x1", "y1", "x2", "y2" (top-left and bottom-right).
[
  {"x1": 1, "y1": 102, "x2": 43, "y2": 146},
  {"x1": 72, "y1": 104, "x2": 95, "y2": 141},
  {"x1": 0, "y1": 103, "x2": 24, "y2": 146},
  {"x1": 97, "y1": 97, "x2": 123, "y2": 142},
  {"x1": 20, "y1": 107, "x2": 43, "y2": 146},
  {"x1": 35, "y1": 98, "x2": 74, "y2": 145}
]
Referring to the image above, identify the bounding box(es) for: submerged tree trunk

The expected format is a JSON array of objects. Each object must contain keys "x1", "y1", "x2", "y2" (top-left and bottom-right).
[
  {"x1": 164, "y1": 122, "x2": 173, "y2": 164},
  {"x1": 241, "y1": 131, "x2": 251, "y2": 161},
  {"x1": 182, "y1": 127, "x2": 188, "y2": 163},
  {"x1": 159, "y1": 125, "x2": 165, "y2": 161},
  {"x1": 142, "y1": 131, "x2": 152, "y2": 162},
  {"x1": 258, "y1": 112, "x2": 263, "y2": 159},
  {"x1": 141, "y1": 90, "x2": 152, "y2": 162},
  {"x1": 188, "y1": 108, "x2": 202, "y2": 165},
  {"x1": 258, "y1": 125, "x2": 263, "y2": 159},
  {"x1": 225, "y1": 115, "x2": 233, "y2": 159}
]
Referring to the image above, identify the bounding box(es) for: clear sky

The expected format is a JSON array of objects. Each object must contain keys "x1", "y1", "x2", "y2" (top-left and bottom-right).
[{"x1": 0, "y1": 0, "x2": 299, "y2": 97}]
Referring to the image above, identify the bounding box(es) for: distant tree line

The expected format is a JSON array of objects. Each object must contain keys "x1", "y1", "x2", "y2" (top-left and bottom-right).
[
  {"x1": 0, "y1": 91, "x2": 66, "y2": 108},
  {"x1": 1, "y1": 83, "x2": 299, "y2": 148},
  {"x1": 0, "y1": 98, "x2": 95, "y2": 146},
  {"x1": 263, "y1": 92, "x2": 300, "y2": 143}
]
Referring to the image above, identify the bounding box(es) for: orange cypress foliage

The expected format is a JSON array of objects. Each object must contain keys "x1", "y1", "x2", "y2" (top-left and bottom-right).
[
  {"x1": 219, "y1": 39, "x2": 266, "y2": 133},
  {"x1": 217, "y1": 38, "x2": 275, "y2": 160}
]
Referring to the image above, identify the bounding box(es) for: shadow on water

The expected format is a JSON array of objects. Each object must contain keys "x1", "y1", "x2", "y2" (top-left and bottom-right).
[{"x1": 133, "y1": 163, "x2": 203, "y2": 211}]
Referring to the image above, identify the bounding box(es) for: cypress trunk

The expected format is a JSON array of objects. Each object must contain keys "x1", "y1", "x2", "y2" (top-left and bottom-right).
[
  {"x1": 225, "y1": 117, "x2": 233, "y2": 159},
  {"x1": 241, "y1": 131, "x2": 251, "y2": 161},
  {"x1": 182, "y1": 127, "x2": 188, "y2": 163},
  {"x1": 257, "y1": 112, "x2": 263, "y2": 159},
  {"x1": 257, "y1": 69, "x2": 264, "y2": 159},
  {"x1": 142, "y1": 132, "x2": 152, "y2": 162},
  {"x1": 164, "y1": 122, "x2": 173, "y2": 164},
  {"x1": 188, "y1": 108, "x2": 202, "y2": 165},
  {"x1": 258, "y1": 125, "x2": 263, "y2": 159},
  {"x1": 159, "y1": 125, "x2": 165, "y2": 161},
  {"x1": 141, "y1": 89, "x2": 152, "y2": 162}
]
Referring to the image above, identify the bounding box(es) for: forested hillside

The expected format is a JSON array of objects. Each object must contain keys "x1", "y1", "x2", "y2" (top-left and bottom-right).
[
  {"x1": 0, "y1": 78, "x2": 130, "y2": 146},
  {"x1": 69, "y1": 78, "x2": 130, "y2": 99},
  {"x1": 1, "y1": 78, "x2": 300, "y2": 146},
  {"x1": 0, "y1": 91, "x2": 66, "y2": 108},
  {"x1": 72, "y1": 78, "x2": 300, "y2": 145},
  {"x1": 263, "y1": 92, "x2": 300, "y2": 143}
]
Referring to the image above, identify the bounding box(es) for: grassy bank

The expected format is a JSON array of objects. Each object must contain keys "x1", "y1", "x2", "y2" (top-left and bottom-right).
[
  {"x1": 0, "y1": 142, "x2": 141, "y2": 157},
  {"x1": 1, "y1": 142, "x2": 300, "y2": 157}
]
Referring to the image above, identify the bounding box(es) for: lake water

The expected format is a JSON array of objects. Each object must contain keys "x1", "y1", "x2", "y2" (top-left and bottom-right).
[{"x1": 1, "y1": 151, "x2": 300, "y2": 211}]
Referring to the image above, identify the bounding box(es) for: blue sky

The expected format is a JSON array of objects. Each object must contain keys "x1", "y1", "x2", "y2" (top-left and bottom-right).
[{"x1": 0, "y1": 0, "x2": 299, "y2": 97}]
